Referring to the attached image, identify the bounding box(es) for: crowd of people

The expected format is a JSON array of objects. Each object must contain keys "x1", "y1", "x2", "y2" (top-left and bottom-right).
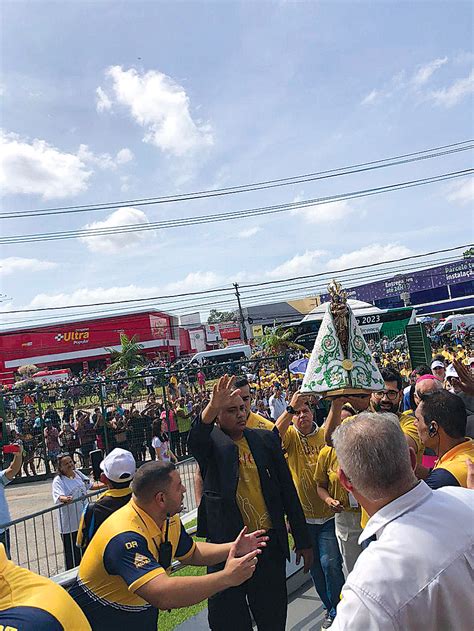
[{"x1": 0, "y1": 337, "x2": 473, "y2": 630}]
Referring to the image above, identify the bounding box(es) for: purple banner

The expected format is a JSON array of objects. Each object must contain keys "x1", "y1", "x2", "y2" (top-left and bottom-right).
[{"x1": 320, "y1": 258, "x2": 473, "y2": 303}]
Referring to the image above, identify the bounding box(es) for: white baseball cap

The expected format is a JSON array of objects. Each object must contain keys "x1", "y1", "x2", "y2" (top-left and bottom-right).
[
  {"x1": 445, "y1": 364, "x2": 459, "y2": 379},
  {"x1": 431, "y1": 360, "x2": 445, "y2": 370},
  {"x1": 100, "y1": 448, "x2": 136, "y2": 483}
]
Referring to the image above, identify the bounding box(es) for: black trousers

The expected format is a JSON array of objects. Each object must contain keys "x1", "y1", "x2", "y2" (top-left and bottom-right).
[
  {"x1": 62, "y1": 531, "x2": 82, "y2": 570},
  {"x1": 208, "y1": 532, "x2": 287, "y2": 631}
]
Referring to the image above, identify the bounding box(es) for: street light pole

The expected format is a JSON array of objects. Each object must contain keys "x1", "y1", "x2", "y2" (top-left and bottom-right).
[{"x1": 233, "y1": 283, "x2": 248, "y2": 344}]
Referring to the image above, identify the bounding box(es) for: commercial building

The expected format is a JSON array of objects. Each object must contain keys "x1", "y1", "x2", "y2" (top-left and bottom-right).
[{"x1": 0, "y1": 308, "x2": 179, "y2": 385}]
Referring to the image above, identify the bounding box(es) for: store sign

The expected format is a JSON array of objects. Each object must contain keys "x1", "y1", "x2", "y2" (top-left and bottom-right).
[
  {"x1": 320, "y1": 258, "x2": 473, "y2": 303},
  {"x1": 54, "y1": 329, "x2": 89, "y2": 345},
  {"x1": 205, "y1": 324, "x2": 221, "y2": 342},
  {"x1": 150, "y1": 315, "x2": 168, "y2": 340},
  {"x1": 189, "y1": 329, "x2": 207, "y2": 352}
]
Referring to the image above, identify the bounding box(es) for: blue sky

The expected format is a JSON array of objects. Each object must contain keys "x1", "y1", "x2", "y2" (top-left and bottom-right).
[{"x1": 1, "y1": 1, "x2": 473, "y2": 326}]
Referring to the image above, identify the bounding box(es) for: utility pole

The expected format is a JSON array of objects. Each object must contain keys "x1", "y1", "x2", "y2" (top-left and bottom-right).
[{"x1": 233, "y1": 282, "x2": 248, "y2": 344}]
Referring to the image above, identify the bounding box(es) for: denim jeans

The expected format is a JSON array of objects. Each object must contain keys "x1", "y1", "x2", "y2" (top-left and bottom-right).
[{"x1": 307, "y1": 519, "x2": 345, "y2": 618}]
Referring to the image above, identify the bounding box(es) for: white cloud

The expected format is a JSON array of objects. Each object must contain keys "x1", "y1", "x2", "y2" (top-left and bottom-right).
[
  {"x1": 361, "y1": 57, "x2": 458, "y2": 106},
  {"x1": 238, "y1": 226, "x2": 261, "y2": 238},
  {"x1": 325, "y1": 244, "x2": 412, "y2": 271},
  {"x1": 163, "y1": 271, "x2": 223, "y2": 294},
  {"x1": 120, "y1": 175, "x2": 131, "y2": 192},
  {"x1": 292, "y1": 198, "x2": 354, "y2": 224},
  {"x1": 428, "y1": 70, "x2": 474, "y2": 107},
  {"x1": 267, "y1": 250, "x2": 326, "y2": 278},
  {"x1": 361, "y1": 89, "x2": 381, "y2": 105},
  {"x1": 412, "y1": 57, "x2": 448, "y2": 86},
  {"x1": 4, "y1": 271, "x2": 224, "y2": 315},
  {"x1": 96, "y1": 86, "x2": 112, "y2": 112},
  {"x1": 0, "y1": 130, "x2": 92, "y2": 199},
  {"x1": 98, "y1": 65, "x2": 214, "y2": 156},
  {"x1": 446, "y1": 177, "x2": 474, "y2": 205},
  {"x1": 77, "y1": 144, "x2": 134, "y2": 170},
  {"x1": 0, "y1": 257, "x2": 58, "y2": 276},
  {"x1": 79, "y1": 207, "x2": 152, "y2": 253},
  {"x1": 116, "y1": 148, "x2": 134, "y2": 164}
]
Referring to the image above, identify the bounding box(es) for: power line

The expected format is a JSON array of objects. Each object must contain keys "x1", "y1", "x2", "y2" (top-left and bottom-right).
[
  {"x1": 238, "y1": 244, "x2": 472, "y2": 289},
  {"x1": 1, "y1": 245, "x2": 470, "y2": 316},
  {"x1": 1, "y1": 169, "x2": 472, "y2": 245},
  {"x1": 0, "y1": 259, "x2": 468, "y2": 349},
  {"x1": 3, "y1": 140, "x2": 472, "y2": 219}
]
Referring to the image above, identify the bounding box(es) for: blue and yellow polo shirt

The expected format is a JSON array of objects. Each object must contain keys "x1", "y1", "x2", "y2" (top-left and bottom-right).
[
  {"x1": 70, "y1": 498, "x2": 195, "y2": 630},
  {"x1": 0, "y1": 543, "x2": 91, "y2": 631}
]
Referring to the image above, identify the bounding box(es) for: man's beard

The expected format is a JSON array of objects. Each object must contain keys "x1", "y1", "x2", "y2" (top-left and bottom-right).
[{"x1": 373, "y1": 401, "x2": 398, "y2": 414}]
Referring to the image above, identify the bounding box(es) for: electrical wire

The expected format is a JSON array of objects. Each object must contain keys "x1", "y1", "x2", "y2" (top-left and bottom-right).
[
  {"x1": 1, "y1": 244, "x2": 469, "y2": 315},
  {"x1": 3, "y1": 140, "x2": 472, "y2": 219},
  {"x1": 1, "y1": 169, "x2": 472, "y2": 245}
]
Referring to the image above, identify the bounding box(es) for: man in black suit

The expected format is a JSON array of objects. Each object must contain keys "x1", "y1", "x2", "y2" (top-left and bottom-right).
[{"x1": 188, "y1": 375, "x2": 312, "y2": 631}]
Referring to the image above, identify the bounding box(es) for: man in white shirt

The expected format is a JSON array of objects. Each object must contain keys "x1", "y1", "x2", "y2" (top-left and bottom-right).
[
  {"x1": 268, "y1": 383, "x2": 287, "y2": 421},
  {"x1": 331, "y1": 412, "x2": 474, "y2": 631}
]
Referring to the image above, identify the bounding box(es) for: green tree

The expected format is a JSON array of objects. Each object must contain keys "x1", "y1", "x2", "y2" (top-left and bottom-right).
[
  {"x1": 260, "y1": 325, "x2": 306, "y2": 355},
  {"x1": 105, "y1": 334, "x2": 146, "y2": 375},
  {"x1": 463, "y1": 247, "x2": 474, "y2": 258},
  {"x1": 207, "y1": 309, "x2": 237, "y2": 324}
]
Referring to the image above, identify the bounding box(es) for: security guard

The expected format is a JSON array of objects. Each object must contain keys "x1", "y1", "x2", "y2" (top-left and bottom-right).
[
  {"x1": 70, "y1": 460, "x2": 267, "y2": 631},
  {"x1": 0, "y1": 543, "x2": 91, "y2": 631},
  {"x1": 414, "y1": 389, "x2": 474, "y2": 488},
  {"x1": 77, "y1": 448, "x2": 135, "y2": 549}
]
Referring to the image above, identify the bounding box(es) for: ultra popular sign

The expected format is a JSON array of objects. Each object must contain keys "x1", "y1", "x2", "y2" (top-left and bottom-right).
[{"x1": 54, "y1": 329, "x2": 90, "y2": 345}]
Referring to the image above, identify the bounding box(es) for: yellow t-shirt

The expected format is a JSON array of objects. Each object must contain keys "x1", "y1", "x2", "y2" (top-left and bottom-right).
[
  {"x1": 315, "y1": 445, "x2": 360, "y2": 513},
  {"x1": 433, "y1": 439, "x2": 474, "y2": 487},
  {"x1": 246, "y1": 411, "x2": 274, "y2": 431},
  {"x1": 236, "y1": 437, "x2": 272, "y2": 531},
  {"x1": 282, "y1": 425, "x2": 333, "y2": 520},
  {"x1": 398, "y1": 410, "x2": 424, "y2": 466},
  {"x1": 0, "y1": 544, "x2": 91, "y2": 631}
]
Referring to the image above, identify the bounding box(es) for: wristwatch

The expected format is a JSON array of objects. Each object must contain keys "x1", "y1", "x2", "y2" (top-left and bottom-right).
[{"x1": 286, "y1": 404, "x2": 297, "y2": 415}]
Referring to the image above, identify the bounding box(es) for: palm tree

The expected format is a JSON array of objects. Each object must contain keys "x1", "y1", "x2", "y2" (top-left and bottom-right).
[
  {"x1": 260, "y1": 325, "x2": 306, "y2": 356},
  {"x1": 105, "y1": 334, "x2": 146, "y2": 375}
]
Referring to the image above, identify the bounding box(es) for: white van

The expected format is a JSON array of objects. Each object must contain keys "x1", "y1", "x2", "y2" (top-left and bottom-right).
[
  {"x1": 188, "y1": 345, "x2": 252, "y2": 366},
  {"x1": 432, "y1": 313, "x2": 474, "y2": 342}
]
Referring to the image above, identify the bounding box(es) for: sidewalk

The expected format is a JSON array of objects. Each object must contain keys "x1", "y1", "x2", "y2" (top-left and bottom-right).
[{"x1": 177, "y1": 580, "x2": 325, "y2": 630}]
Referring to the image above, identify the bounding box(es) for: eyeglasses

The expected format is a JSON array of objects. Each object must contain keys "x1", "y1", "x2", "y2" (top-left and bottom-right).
[{"x1": 373, "y1": 390, "x2": 399, "y2": 401}]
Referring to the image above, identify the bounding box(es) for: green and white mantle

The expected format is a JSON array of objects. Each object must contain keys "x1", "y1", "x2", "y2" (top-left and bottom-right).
[{"x1": 301, "y1": 302, "x2": 385, "y2": 396}]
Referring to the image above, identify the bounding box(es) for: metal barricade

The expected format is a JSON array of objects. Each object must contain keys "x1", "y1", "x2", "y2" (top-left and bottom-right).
[{"x1": 0, "y1": 458, "x2": 198, "y2": 578}]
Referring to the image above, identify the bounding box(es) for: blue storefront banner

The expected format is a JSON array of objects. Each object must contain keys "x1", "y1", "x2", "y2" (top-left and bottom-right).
[{"x1": 320, "y1": 258, "x2": 473, "y2": 304}]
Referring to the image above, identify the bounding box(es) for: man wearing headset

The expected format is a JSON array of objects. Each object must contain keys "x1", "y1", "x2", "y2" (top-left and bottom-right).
[{"x1": 414, "y1": 389, "x2": 474, "y2": 489}]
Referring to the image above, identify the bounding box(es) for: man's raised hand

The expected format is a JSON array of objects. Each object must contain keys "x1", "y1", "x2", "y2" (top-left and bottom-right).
[{"x1": 202, "y1": 375, "x2": 241, "y2": 424}]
